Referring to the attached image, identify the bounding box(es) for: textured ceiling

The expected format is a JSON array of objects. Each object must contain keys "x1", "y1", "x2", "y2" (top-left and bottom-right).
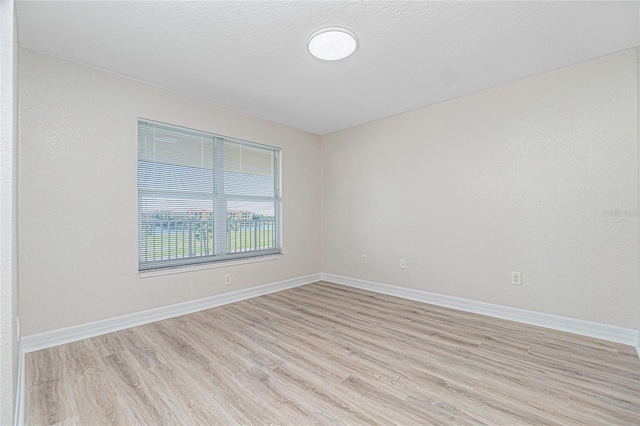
[{"x1": 16, "y1": 1, "x2": 640, "y2": 135}]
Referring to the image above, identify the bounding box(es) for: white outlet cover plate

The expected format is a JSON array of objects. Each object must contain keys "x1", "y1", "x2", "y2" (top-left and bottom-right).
[{"x1": 511, "y1": 272, "x2": 522, "y2": 285}]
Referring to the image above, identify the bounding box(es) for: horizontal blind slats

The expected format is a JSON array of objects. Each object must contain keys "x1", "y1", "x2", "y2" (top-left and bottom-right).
[{"x1": 137, "y1": 119, "x2": 281, "y2": 271}]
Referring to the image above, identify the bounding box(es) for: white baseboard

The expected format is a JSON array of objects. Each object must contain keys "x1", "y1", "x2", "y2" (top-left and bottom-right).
[
  {"x1": 21, "y1": 273, "x2": 321, "y2": 354},
  {"x1": 321, "y1": 273, "x2": 640, "y2": 347},
  {"x1": 21, "y1": 271, "x2": 639, "y2": 353},
  {"x1": 14, "y1": 346, "x2": 24, "y2": 426}
]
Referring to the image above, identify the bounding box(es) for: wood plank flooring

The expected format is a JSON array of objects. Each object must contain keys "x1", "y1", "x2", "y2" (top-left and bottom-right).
[{"x1": 25, "y1": 281, "x2": 640, "y2": 425}]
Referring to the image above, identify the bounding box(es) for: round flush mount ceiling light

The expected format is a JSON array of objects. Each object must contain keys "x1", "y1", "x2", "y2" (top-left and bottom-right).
[{"x1": 308, "y1": 27, "x2": 358, "y2": 61}]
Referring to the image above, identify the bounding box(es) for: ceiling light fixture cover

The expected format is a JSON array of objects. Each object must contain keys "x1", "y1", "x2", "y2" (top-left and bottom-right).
[{"x1": 308, "y1": 27, "x2": 358, "y2": 61}]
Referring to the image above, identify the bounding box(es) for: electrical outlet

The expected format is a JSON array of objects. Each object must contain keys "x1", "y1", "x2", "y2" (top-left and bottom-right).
[
  {"x1": 400, "y1": 259, "x2": 407, "y2": 269},
  {"x1": 362, "y1": 254, "x2": 367, "y2": 264},
  {"x1": 224, "y1": 274, "x2": 232, "y2": 286},
  {"x1": 511, "y1": 272, "x2": 522, "y2": 285}
]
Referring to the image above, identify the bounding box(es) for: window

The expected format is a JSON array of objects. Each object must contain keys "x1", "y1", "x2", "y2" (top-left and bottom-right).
[{"x1": 138, "y1": 119, "x2": 281, "y2": 272}]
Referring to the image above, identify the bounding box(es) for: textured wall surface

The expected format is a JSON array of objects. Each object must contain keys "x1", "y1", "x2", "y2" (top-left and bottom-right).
[
  {"x1": 0, "y1": 0, "x2": 18, "y2": 423},
  {"x1": 17, "y1": 45, "x2": 640, "y2": 338},
  {"x1": 322, "y1": 48, "x2": 639, "y2": 328},
  {"x1": 19, "y1": 48, "x2": 321, "y2": 335}
]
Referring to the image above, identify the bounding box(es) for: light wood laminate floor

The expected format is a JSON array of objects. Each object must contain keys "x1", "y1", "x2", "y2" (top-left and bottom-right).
[{"x1": 26, "y1": 281, "x2": 640, "y2": 425}]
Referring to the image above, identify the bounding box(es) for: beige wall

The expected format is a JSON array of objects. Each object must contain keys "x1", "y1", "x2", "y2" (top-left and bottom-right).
[
  {"x1": 322, "y1": 48, "x2": 639, "y2": 328},
  {"x1": 18, "y1": 46, "x2": 640, "y2": 337},
  {"x1": 18, "y1": 48, "x2": 322, "y2": 335},
  {"x1": 0, "y1": 1, "x2": 18, "y2": 423}
]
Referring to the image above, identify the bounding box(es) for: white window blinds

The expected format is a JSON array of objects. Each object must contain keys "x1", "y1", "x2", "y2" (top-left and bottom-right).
[{"x1": 138, "y1": 119, "x2": 281, "y2": 271}]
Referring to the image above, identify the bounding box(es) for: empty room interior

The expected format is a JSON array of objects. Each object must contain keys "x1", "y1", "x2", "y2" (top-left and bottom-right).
[{"x1": 2, "y1": 1, "x2": 640, "y2": 425}]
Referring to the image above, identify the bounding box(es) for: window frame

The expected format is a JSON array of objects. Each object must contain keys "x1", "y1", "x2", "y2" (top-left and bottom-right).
[{"x1": 137, "y1": 118, "x2": 282, "y2": 272}]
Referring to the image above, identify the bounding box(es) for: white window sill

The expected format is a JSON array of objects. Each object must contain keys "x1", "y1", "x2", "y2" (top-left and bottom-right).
[{"x1": 139, "y1": 254, "x2": 284, "y2": 278}]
